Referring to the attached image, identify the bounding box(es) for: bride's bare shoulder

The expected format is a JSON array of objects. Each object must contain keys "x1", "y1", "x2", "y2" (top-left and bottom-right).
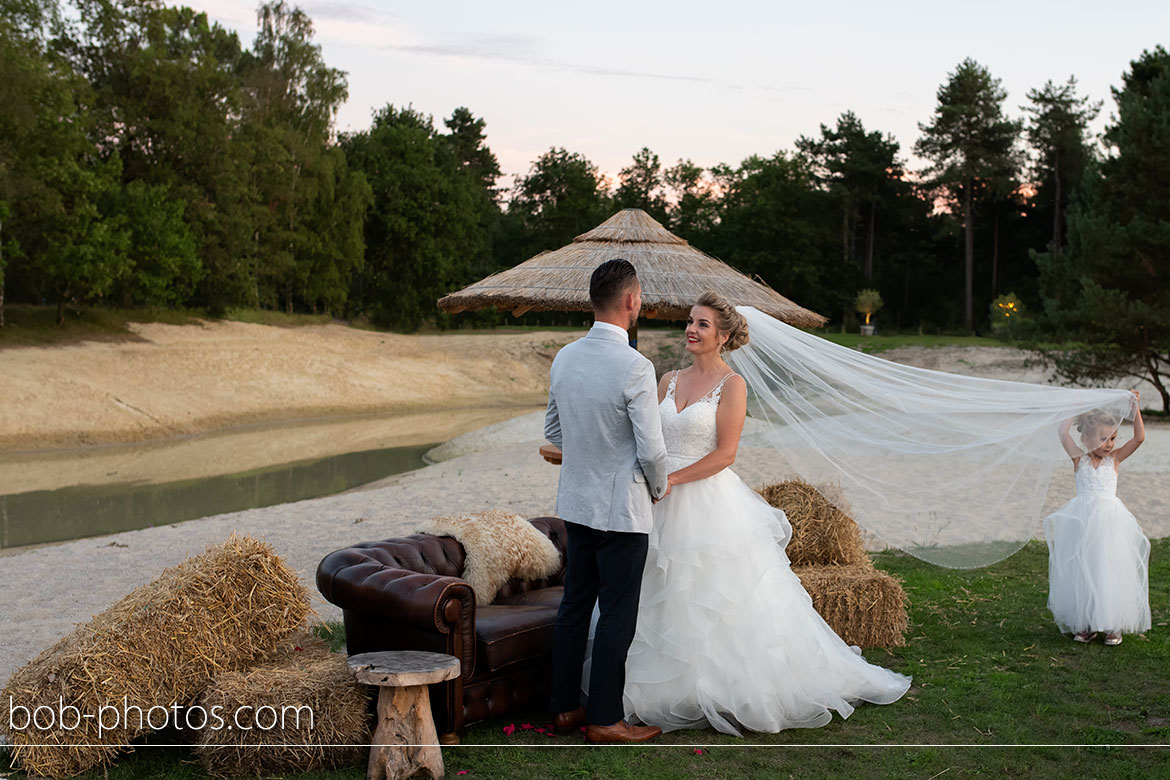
[
  {"x1": 657, "y1": 368, "x2": 680, "y2": 401},
  {"x1": 719, "y1": 372, "x2": 747, "y2": 399}
]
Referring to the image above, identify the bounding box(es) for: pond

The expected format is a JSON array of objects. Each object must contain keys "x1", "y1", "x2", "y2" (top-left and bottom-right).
[
  {"x1": 0, "y1": 442, "x2": 434, "y2": 549},
  {"x1": 0, "y1": 405, "x2": 536, "y2": 550}
]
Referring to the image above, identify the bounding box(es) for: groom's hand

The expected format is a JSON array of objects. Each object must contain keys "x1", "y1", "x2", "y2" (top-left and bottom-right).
[{"x1": 653, "y1": 476, "x2": 674, "y2": 503}]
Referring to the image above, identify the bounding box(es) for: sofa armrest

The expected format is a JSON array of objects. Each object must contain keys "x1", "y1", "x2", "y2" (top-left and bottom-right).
[{"x1": 317, "y1": 548, "x2": 477, "y2": 675}]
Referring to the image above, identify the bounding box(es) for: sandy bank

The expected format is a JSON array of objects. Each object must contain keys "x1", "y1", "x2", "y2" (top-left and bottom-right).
[
  {"x1": 0, "y1": 406, "x2": 538, "y2": 495},
  {"x1": 0, "y1": 320, "x2": 568, "y2": 450}
]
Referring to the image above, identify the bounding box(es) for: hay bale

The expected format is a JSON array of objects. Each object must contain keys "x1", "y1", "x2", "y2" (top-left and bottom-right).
[
  {"x1": 793, "y1": 564, "x2": 908, "y2": 648},
  {"x1": 261, "y1": 627, "x2": 335, "y2": 663},
  {"x1": 193, "y1": 644, "x2": 370, "y2": 778},
  {"x1": 1, "y1": 534, "x2": 310, "y2": 778},
  {"x1": 758, "y1": 480, "x2": 868, "y2": 567}
]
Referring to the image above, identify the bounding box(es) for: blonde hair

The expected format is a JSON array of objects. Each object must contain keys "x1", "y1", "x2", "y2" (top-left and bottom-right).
[
  {"x1": 1074, "y1": 410, "x2": 1116, "y2": 436},
  {"x1": 695, "y1": 290, "x2": 749, "y2": 352}
]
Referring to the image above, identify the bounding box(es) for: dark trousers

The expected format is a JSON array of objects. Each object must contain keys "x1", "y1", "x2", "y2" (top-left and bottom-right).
[{"x1": 548, "y1": 521, "x2": 649, "y2": 726}]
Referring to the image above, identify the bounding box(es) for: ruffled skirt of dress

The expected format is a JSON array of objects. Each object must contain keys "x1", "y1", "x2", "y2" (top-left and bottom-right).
[
  {"x1": 618, "y1": 467, "x2": 911, "y2": 735},
  {"x1": 1044, "y1": 494, "x2": 1151, "y2": 634}
]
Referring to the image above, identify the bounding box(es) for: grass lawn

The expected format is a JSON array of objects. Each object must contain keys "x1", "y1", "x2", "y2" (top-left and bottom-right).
[
  {"x1": 814, "y1": 331, "x2": 1007, "y2": 353},
  {"x1": 4, "y1": 540, "x2": 1167, "y2": 779}
]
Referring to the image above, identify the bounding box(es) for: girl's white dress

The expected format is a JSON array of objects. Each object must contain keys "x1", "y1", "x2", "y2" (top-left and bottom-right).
[
  {"x1": 1044, "y1": 454, "x2": 1151, "y2": 634},
  {"x1": 606, "y1": 372, "x2": 911, "y2": 736}
]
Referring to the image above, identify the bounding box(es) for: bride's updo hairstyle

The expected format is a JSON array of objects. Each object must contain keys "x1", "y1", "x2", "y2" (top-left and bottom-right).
[{"x1": 695, "y1": 290, "x2": 749, "y2": 352}]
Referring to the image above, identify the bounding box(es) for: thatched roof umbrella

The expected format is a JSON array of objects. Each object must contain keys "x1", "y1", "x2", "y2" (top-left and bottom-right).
[{"x1": 437, "y1": 208, "x2": 827, "y2": 328}]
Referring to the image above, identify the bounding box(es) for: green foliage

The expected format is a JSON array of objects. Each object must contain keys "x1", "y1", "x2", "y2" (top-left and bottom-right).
[
  {"x1": 0, "y1": 1, "x2": 1163, "y2": 340},
  {"x1": 616, "y1": 147, "x2": 669, "y2": 224},
  {"x1": 797, "y1": 111, "x2": 906, "y2": 282},
  {"x1": 915, "y1": 59, "x2": 1021, "y2": 193},
  {"x1": 64, "y1": 0, "x2": 255, "y2": 314},
  {"x1": 1034, "y1": 47, "x2": 1170, "y2": 411},
  {"x1": 506, "y1": 146, "x2": 614, "y2": 260},
  {"x1": 0, "y1": 0, "x2": 372, "y2": 320},
  {"x1": 662, "y1": 158, "x2": 719, "y2": 243},
  {"x1": 441, "y1": 105, "x2": 504, "y2": 307},
  {"x1": 241, "y1": 1, "x2": 351, "y2": 314},
  {"x1": 705, "y1": 152, "x2": 836, "y2": 317},
  {"x1": 19, "y1": 126, "x2": 132, "y2": 322},
  {"x1": 916, "y1": 59, "x2": 1022, "y2": 330},
  {"x1": 111, "y1": 181, "x2": 201, "y2": 306},
  {"x1": 1023, "y1": 77, "x2": 1102, "y2": 254},
  {"x1": 855, "y1": 288, "x2": 884, "y2": 318},
  {"x1": 343, "y1": 106, "x2": 493, "y2": 331},
  {"x1": 989, "y1": 292, "x2": 1027, "y2": 339}
]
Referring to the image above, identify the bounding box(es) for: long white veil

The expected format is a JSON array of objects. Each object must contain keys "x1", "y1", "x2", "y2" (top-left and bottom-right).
[{"x1": 727, "y1": 306, "x2": 1137, "y2": 569}]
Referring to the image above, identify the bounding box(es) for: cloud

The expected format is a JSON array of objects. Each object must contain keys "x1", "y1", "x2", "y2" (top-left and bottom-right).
[
  {"x1": 382, "y1": 41, "x2": 809, "y2": 94},
  {"x1": 301, "y1": 1, "x2": 390, "y2": 24}
]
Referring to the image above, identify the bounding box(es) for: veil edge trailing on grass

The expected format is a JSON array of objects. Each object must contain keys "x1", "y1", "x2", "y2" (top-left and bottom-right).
[{"x1": 727, "y1": 306, "x2": 1136, "y2": 569}]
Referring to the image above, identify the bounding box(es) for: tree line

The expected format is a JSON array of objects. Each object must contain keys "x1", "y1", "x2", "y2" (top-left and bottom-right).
[{"x1": 1, "y1": 1, "x2": 1166, "y2": 407}]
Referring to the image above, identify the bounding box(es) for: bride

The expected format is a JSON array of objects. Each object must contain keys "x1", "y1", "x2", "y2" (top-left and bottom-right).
[{"x1": 606, "y1": 290, "x2": 911, "y2": 735}]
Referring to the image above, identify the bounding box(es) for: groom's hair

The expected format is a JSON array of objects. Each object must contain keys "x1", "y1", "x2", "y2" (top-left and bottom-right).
[{"x1": 589, "y1": 259, "x2": 638, "y2": 311}]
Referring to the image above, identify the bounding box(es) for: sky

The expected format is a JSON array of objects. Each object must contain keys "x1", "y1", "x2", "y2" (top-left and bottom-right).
[{"x1": 181, "y1": 0, "x2": 1169, "y2": 188}]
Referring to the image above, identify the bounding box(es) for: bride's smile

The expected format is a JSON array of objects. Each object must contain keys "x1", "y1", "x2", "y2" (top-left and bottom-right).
[{"x1": 684, "y1": 308, "x2": 725, "y2": 355}]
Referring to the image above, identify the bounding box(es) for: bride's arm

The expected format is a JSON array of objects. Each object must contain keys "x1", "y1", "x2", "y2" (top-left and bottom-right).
[{"x1": 667, "y1": 375, "x2": 747, "y2": 487}]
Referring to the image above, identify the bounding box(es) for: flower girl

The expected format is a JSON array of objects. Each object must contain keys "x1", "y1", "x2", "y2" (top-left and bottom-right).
[{"x1": 1045, "y1": 392, "x2": 1149, "y2": 645}]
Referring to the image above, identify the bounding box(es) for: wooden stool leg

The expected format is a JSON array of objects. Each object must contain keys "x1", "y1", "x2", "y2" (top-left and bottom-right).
[{"x1": 368, "y1": 685, "x2": 446, "y2": 780}]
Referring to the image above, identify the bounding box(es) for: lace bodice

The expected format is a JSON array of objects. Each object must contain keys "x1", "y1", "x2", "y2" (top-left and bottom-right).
[
  {"x1": 1075, "y1": 455, "x2": 1118, "y2": 498},
  {"x1": 660, "y1": 371, "x2": 734, "y2": 469}
]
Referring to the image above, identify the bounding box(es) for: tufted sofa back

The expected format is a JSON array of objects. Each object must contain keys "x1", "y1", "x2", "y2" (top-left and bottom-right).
[{"x1": 317, "y1": 517, "x2": 568, "y2": 607}]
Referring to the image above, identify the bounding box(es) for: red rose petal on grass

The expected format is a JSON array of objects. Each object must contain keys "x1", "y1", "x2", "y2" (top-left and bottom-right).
[
  {"x1": 457, "y1": 773, "x2": 469, "y2": 776},
  {"x1": 521, "y1": 723, "x2": 534, "y2": 730},
  {"x1": 502, "y1": 724, "x2": 516, "y2": 736},
  {"x1": 693, "y1": 749, "x2": 704, "y2": 755},
  {"x1": 579, "y1": 726, "x2": 587, "y2": 733}
]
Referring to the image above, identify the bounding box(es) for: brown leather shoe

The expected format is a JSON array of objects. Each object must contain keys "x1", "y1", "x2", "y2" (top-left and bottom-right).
[
  {"x1": 585, "y1": 720, "x2": 662, "y2": 743},
  {"x1": 553, "y1": 706, "x2": 587, "y2": 735}
]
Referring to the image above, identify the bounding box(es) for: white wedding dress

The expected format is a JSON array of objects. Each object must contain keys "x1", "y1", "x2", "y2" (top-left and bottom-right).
[
  {"x1": 1044, "y1": 455, "x2": 1151, "y2": 634},
  {"x1": 618, "y1": 372, "x2": 911, "y2": 735}
]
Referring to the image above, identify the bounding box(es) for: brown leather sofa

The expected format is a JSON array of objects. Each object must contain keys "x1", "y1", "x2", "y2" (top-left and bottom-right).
[{"x1": 316, "y1": 516, "x2": 567, "y2": 738}]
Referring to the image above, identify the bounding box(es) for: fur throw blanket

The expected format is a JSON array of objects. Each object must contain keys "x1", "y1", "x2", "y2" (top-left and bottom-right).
[{"x1": 417, "y1": 511, "x2": 562, "y2": 606}]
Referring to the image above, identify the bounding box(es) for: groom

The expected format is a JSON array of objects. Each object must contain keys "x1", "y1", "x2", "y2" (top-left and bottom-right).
[{"x1": 545, "y1": 258, "x2": 670, "y2": 743}]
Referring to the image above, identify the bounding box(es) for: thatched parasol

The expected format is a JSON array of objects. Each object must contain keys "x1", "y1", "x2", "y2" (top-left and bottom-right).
[{"x1": 437, "y1": 209, "x2": 827, "y2": 327}]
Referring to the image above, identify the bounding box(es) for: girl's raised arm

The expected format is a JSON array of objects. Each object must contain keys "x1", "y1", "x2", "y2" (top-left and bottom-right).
[
  {"x1": 1113, "y1": 391, "x2": 1146, "y2": 464},
  {"x1": 1058, "y1": 418, "x2": 1082, "y2": 462}
]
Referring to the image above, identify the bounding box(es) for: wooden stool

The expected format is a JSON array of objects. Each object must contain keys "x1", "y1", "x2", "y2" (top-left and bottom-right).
[{"x1": 348, "y1": 651, "x2": 461, "y2": 780}]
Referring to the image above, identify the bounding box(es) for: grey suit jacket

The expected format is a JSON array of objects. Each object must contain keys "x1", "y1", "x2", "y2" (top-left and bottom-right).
[{"x1": 544, "y1": 323, "x2": 669, "y2": 534}]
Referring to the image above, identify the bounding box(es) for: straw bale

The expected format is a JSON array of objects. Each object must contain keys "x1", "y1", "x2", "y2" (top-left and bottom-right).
[
  {"x1": 793, "y1": 564, "x2": 908, "y2": 648},
  {"x1": 193, "y1": 644, "x2": 370, "y2": 778},
  {"x1": 757, "y1": 480, "x2": 868, "y2": 567},
  {"x1": 1, "y1": 534, "x2": 310, "y2": 778},
  {"x1": 258, "y1": 627, "x2": 335, "y2": 663}
]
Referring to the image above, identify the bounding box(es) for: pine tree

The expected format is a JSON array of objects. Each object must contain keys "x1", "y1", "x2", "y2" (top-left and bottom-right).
[
  {"x1": 916, "y1": 59, "x2": 1021, "y2": 330},
  {"x1": 1035, "y1": 47, "x2": 1170, "y2": 411}
]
